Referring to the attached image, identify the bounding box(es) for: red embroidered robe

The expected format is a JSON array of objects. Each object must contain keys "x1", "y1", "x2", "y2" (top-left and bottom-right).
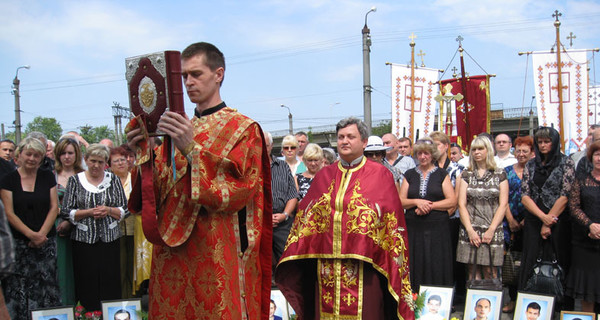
[
  {"x1": 131, "y1": 107, "x2": 272, "y2": 319},
  {"x1": 276, "y1": 157, "x2": 414, "y2": 320}
]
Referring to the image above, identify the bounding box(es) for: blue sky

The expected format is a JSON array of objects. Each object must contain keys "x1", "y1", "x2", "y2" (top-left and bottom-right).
[{"x1": 1, "y1": 0, "x2": 599, "y2": 137}]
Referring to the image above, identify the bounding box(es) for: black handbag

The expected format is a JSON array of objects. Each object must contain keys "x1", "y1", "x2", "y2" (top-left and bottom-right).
[
  {"x1": 502, "y1": 242, "x2": 522, "y2": 286},
  {"x1": 523, "y1": 238, "x2": 564, "y2": 301},
  {"x1": 466, "y1": 243, "x2": 503, "y2": 291}
]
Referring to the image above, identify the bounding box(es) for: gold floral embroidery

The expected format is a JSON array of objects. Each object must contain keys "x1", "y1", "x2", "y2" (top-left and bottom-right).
[
  {"x1": 285, "y1": 181, "x2": 335, "y2": 249},
  {"x1": 342, "y1": 260, "x2": 358, "y2": 288},
  {"x1": 320, "y1": 259, "x2": 335, "y2": 288},
  {"x1": 345, "y1": 180, "x2": 408, "y2": 259}
]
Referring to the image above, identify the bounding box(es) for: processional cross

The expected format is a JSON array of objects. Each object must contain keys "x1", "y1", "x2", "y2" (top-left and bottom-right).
[
  {"x1": 435, "y1": 83, "x2": 464, "y2": 135},
  {"x1": 567, "y1": 32, "x2": 576, "y2": 48},
  {"x1": 417, "y1": 50, "x2": 426, "y2": 67}
]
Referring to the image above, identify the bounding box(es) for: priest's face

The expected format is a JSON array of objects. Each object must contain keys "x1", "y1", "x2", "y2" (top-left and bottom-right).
[
  {"x1": 182, "y1": 54, "x2": 224, "y2": 111},
  {"x1": 337, "y1": 124, "x2": 367, "y2": 163}
]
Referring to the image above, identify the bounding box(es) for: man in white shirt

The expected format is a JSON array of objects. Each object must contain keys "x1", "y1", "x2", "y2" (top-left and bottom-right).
[{"x1": 494, "y1": 133, "x2": 517, "y2": 168}]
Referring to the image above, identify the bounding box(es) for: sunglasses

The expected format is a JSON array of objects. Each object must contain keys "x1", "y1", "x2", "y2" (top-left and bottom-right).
[{"x1": 283, "y1": 146, "x2": 297, "y2": 150}]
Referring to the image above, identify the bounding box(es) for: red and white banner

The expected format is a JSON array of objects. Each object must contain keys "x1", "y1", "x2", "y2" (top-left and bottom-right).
[
  {"x1": 390, "y1": 64, "x2": 439, "y2": 141},
  {"x1": 532, "y1": 50, "x2": 589, "y2": 154},
  {"x1": 589, "y1": 85, "x2": 600, "y2": 127}
]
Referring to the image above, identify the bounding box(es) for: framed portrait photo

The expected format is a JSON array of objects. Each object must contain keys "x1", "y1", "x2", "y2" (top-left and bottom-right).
[
  {"x1": 463, "y1": 289, "x2": 503, "y2": 320},
  {"x1": 101, "y1": 299, "x2": 142, "y2": 320},
  {"x1": 560, "y1": 311, "x2": 596, "y2": 320},
  {"x1": 31, "y1": 306, "x2": 75, "y2": 320},
  {"x1": 271, "y1": 289, "x2": 291, "y2": 320},
  {"x1": 513, "y1": 292, "x2": 554, "y2": 320},
  {"x1": 418, "y1": 285, "x2": 454, "y2": 320}
]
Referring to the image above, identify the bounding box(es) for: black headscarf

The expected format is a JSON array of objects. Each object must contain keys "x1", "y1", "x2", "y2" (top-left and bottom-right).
[{"x1": 533, "y1": 126, "x2": 562, "y2": 176}]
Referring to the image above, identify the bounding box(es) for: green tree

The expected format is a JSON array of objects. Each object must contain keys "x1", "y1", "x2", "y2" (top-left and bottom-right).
[
  {"x1": 80, "y1": 125, "x2": 116, "y2": 144},
  {"x1": 24, "y1": 116, "x2": 63, "y2": 142},
  {"x1": 371, "y1": 120, "x2": 392, "y2": 137}
]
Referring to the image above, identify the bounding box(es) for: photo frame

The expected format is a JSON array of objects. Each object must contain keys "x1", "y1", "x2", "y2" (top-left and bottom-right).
[
  {"x1": 31, "y1": 306, "x2": 75, "y2": 320},
  {"x1": 560, "y1": 311, "x2": 596, "y2": 320},
  {"x1": 271, "y1": 289, "x2": 294, "y2": 320},
  {"x1": 101, "y1": 299, "x2": 142, "y2": 320},
  {"x1": 513, "y1": 292, "x2": 555, "y2": 320},
  {"x1": 418, "y1": 285, "x2": 454, "y2": 320},
  {"x1": 464, "y1": 288, "x2": 503, "y2": 320}
]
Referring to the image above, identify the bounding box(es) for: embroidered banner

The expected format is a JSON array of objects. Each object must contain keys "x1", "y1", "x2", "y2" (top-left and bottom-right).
[
  {"x1": 589, "y1": 85, "x2": 600, "y2": 128},
  {"x1": 439, "y1": 75, "x2": 491, "y2": 151},
  {"x1": 532, "y1": 50, "x2": 589, "y2": 154},
  {"x1": 390, "y1": 64, "x2": 439, "y2": 141}
]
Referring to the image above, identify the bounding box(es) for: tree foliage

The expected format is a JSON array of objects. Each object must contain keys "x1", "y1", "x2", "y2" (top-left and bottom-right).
[
  {"x1": 371, "y1": 120, "x2": 392, "y2": 137},
  {"x1": 79, "y1": 125, "x2": 116, "y2": 145},
  {"x1": 24, "y1": 116, "x2": 63, "y2": 142}
]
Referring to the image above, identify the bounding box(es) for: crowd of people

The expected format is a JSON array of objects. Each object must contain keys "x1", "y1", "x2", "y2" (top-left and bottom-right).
[
  {"x1": 0, "y1": 132, "x2": 150, "y2": 319},
  {"x1": 269, "y1": 123, "x2": 600, "y2": 317},
  {"x1": 0, "y1": 40, "x2": 599, "y2": 320}
]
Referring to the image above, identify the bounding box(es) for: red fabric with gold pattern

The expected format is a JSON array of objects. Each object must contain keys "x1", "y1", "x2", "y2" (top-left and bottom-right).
[
  {"x1": 276, "y1": 158, "x2": 414, "y2": 320},
  {"x1": 128, "y1": 107, "x2": 272, "y2": 320}
]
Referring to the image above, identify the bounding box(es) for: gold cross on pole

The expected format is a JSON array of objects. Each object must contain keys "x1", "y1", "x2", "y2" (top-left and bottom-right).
[
  {"x1": 409, "y1": 32, "x2": 417, "y2": 44},
  {"x1": 417, "y1": 50, "x2": 426, "y2": 67},
  {"x1": 451, "y1": 66, "x2": 458, "y2": 78}
]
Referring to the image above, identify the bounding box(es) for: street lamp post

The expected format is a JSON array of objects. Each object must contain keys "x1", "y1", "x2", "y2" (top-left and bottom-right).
[
  {"x1": 362, "y1": 6, "x2": 376, "y2": 133},
  {"x1": 281, "y1": 104, "x2": 293, "y2": 135},
  {"x1": 12, "y1": 65, "x2": 30, "y2": 144}
]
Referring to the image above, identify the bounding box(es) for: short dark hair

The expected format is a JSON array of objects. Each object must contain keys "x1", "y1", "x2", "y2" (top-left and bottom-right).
[
  {"x1": 336, "y1": 117, "x2": 369, "y2": 140},
  {"x1": 182, "y1": 42, "x2": 225, "y2": 84},
  {"x1": 399, "y1": 137, "x2": 413, "y2": 146},
  {"x1": 526, "y1": 302, "x2": 541, "y2": 312},
  {"x1": 475, "y1": 297, "x2": 491, "y2": 306},
  {"x1": 428, "y1": 294, "x2": 442, "y2": 304},
  {"x1": 587, "y1": 141, "x2": 600, "y2": 162},
  {"x1": 114, "y1": 309, "x2": 130, "y2": 319},
  {"x1": 295, "y1": 131, "x2": 308, "y2": 138},
  {"x1": 0, "y1": 139, "x2": 15, "y2": 147}
]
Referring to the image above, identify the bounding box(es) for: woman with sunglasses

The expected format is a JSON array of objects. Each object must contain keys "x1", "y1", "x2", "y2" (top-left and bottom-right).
[
  {"x1": 400, "y1": 137, "x2": 456, "y2": 291},
  {"x1": 54, "y1": 136, "x2": 85, "y2": 305},
  {"x1": 281, "y1": 135, "x2": 306, "y2": 177}
]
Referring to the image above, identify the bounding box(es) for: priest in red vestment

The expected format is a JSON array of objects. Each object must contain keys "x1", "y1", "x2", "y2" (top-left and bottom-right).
[
  {"x1": 126, "y1": 42, "x2": 272, "y2": 320},
  {"x1": 275, "y1": 117, "x2": 415, "y2": 320}
]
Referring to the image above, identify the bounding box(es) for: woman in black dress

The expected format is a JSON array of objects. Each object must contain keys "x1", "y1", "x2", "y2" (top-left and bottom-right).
[
  {"x1": 567, "y1": 141, "x2": 600, "y2": 312},
  {"x1": 400, "y1": 137, "x2": 456, "y2": 291},
  {"x1": 520, "y1": 127, "x2": 574, "y2": 307},
  {"x1": 0, "y1": 137, "x2": 60, "y2": 319}
]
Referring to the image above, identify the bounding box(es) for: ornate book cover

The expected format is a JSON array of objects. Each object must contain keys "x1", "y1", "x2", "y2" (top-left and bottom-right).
[{"x1": 126, "y1": 51, "x2": 185, "y2": 136}]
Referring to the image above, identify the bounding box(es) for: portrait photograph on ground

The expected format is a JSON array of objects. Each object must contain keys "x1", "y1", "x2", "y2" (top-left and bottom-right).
[
  {"x1": 464, "y1": 289, "x2": 502, "y2": 320},
  {"x1": 31, "y1": 306, "x2": 74, "y2": 320},
  {"x1": 513, "y1": 292, "x2": 554, "y2": 320},
  {"x1": 271, "y1": 289, "x2": 290, "y2": 320},
  {"x1": 560, "y1": 311, "x2": 596, "y2": 320},
  {"x1": 101, "y1": 299, "x2": 142, "y2": 320},
  {"x1": 419, "y1": 285, "x2": 454, "y2": 320}
]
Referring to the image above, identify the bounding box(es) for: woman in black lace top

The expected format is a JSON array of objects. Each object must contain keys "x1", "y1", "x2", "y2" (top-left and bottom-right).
[
  {"x1": 519, "y1": 127, "x2": 574, "y2": 306},
  {"x1": 567, "y1": 141, "x2": 600, "y2": 312}
]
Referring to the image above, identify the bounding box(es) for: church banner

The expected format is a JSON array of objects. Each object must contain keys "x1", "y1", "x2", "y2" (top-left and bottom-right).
[
  {"x1": 439, "y1": 75, "x2": 491, "y2": 151},
  {"x1": 390, "y1": 64, "x2": 439, "y2": 141},
  {"x1": 532, "y1": 50, "x2": 589, "y2": 154},
  {"x1": 589, "y1": 85, "x2": 600, "y2": 128}
]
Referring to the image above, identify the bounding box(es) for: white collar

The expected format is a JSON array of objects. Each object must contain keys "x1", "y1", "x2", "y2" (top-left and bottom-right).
[{"x1": 77, "y1": 171, "x2": 112, "y2": 193}]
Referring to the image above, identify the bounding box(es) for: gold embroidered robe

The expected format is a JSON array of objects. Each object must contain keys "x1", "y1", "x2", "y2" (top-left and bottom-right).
[
  {"x1": 276, "y1": 158, "x2": 414, "y2": 320},
  {"x1": 130, "y1": 106, "x2": 272, "y2": 319}
]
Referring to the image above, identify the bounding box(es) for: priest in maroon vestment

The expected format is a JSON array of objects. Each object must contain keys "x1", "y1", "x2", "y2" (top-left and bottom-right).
[{"x1": 275, "y1": 117, "x2": 415, "y2": 320}]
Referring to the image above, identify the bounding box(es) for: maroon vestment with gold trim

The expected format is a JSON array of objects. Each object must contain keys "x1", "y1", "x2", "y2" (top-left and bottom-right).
[
  {"x1": 276, "y1": 158, "x2": 414, "y2": 320},
  {"x1": 129, "y1": 107, "x2": 272, "y2": 319}
]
